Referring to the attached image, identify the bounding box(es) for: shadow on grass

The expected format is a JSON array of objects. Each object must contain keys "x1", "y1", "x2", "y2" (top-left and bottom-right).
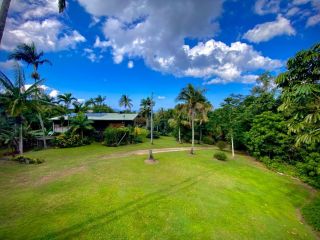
[{"x1": 37, "y1": 174, "x2": 207, "y2": 239}]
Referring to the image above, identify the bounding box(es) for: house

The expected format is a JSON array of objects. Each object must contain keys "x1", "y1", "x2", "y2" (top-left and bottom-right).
[{"x1": 50, "y1": 113, "x2": 138, "y2": 133}]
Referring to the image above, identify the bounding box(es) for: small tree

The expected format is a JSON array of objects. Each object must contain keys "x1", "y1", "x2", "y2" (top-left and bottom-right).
[{"x1": 70, "y1": 113, "x2": 93, "y2": 139}]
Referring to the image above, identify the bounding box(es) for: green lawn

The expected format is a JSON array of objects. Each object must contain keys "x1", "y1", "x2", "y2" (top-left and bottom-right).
[{"x1": 0, "y1": 137, "x2": 318, "y2": 239}]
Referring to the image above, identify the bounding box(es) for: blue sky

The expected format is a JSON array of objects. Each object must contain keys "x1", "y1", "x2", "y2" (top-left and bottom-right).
[{"x1": 0, "y1": 0, "x2": 319, "y2": 110}]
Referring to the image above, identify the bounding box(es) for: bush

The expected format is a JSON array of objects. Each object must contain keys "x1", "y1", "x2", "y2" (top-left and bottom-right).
[
  {"x1": 104, "y1": 127, "x2": 132, "y2": 146},
  {"x1": 214, "y1": 152, "x2": 227, "y2": 161},
  {"x1": 202, "y1": 136, "x2": 214, "y2": 145},
  {"x1": 146, "y1": 131, "x2": 160, "y2": 139},
  {"x1": 13, "y1": 155, "x2": 44, "y2": 164},
  {"x1": 53, "y1": 132, "x2": 91, "y2": 148},
  {"x1": 216, "y1": 141, "x2": 227, "y2": 150}
]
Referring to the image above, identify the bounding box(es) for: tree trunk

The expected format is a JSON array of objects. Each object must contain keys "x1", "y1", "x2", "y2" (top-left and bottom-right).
[
  {"x1": 37, "y1": 113, "x2": 47, "y2": 149},
  {"x1": 81, "y1": 130, "x2": 83, "y2": 140},
  {"x1": 178, "y1": 126, "x2": 181, "y2": 143},
  {"x1": 19, "y1": 122, "x2": 23, "y2": 154},
  {"x1": 199, "y1": 124, "x2": 202, "y2": 144},
  {"x1": 231, "y1": 134, "x2": 235, "y2": 158},
  {"x1": 191, "y1": 110, "x2": 195, "y2": 154},
  {"x1": 0, "y1": 0, "x2": 11, "y2": 45}
]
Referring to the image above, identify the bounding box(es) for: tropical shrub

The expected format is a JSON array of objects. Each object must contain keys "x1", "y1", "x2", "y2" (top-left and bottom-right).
[
  {"x1": 216, "y1": 141, "x2": 227, "y2": 151},
  {"x1": 104, "y1": 127, "x2": 132, "y2": 146},
  {"x1": 214, "y1": 152, "x2": 227, "y2": 161},
  {"x1": 202, "y1": 136, "x2": 214, "y2": 145},
  {"x1": 296, "y1": 152, "x2": 320, "y2": 188},
  {"x1": 13, "y1": 155, "x2": 44, "y2": 164},
  {"x1": 54, "y1": 132, "x2": 91, "y2": 148}
]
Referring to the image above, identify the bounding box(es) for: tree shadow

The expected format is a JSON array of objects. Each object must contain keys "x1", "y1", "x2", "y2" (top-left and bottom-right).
[{"x1": 37, "y1": 173, "x2": 207, "y2": 239}]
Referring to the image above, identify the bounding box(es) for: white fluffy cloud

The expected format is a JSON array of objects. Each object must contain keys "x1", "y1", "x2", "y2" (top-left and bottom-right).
[
  {"x1": 157, "y1": 96, "x2": 166, "y2": 100},
  {"x1": 49, "y1": 89, "x2": 59, "y2": 98},
  {"x1": 243, "y1": 15, "x2": 295, "y2": 43},
  {"x1": 76, "y1": 0, "x2": 281, "y2": 83},
  {"x1": 2, "y1": 0, "x2": 85, "y2": 51}
]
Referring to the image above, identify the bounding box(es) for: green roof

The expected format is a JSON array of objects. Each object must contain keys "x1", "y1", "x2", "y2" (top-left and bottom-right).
[{"x1": 50, "y1": 113, "x2": 138, "y2": 121}]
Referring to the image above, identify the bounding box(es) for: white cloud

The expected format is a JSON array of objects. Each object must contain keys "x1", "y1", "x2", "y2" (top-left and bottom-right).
[
  {"x1": 254, "y1": 0, "x2": 281, "y2": 15},
  {"x1": 306, "y1": 14, "x2": 320, "y2": 26},
  {"x1": 83, "y1": 48, "x2": 103, "y2": 62},
  {"x1": 49, "y1": 89, "x2": 59, "y2": 98},
  {"x1": 127, "y1": 61, "x2": 134, "y2": 68},
  {"x1": 0, "y1": 60, "x2": 16, "y2": 70},
  {"x1": 157, "y1": 96, "x2": 166, "y2": 100},
  {"x1": 2, "y1": 0, "x2": 85, "y2": 52},
  {"x1": 93, "y1": 36, "x2": 111, "y2": 49},
  {"x1": 204, "y1": 74, "x2": 259, "y2": 85},
  {"x1": 243, "y1": 15, "x2": 296, "y2": 43},
  {"x1": 76, "y1": 0, "x2": 281, "y2": 83},
  {"x1": 77, "y1": 98, "x2": 85, "y2": 103}
]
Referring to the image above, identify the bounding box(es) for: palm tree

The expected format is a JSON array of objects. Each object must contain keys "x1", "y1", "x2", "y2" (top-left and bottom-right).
[
  {"x1": 168, "y1": 104, "x2": 187, "y2": 143},
  {"x1": 9, "y1": 42, "x2": 52, "y2": 82},
  {"x1": 0, "y1": 65, "x2": 45, "y2": 154},
  {"x1": 73, "y1": 101, "x2": 87, "y2": 113},
  {"x1": 140, "y1": 97, "x2": 153, "y2": 129},
  {"x1": 70, "y1": 113, "x2": 93, "y2": 140},
  {"x1": 57, "y1": 93, "x2": 76, "y2": 113},
  {"x1": 9, "y1": 42, "x2": 52, "y2": 148},
  {"x1": 177, "y1": 84, "x2": 207, "y2": 154},
  {"x1": 196, "y1": 101, "x2": 212, "y2": 143},
  {"x1": 0, "y1": 0, "x2": 11, "y2": 44},
  {"x1": 119, "y1": 94, "x2": 133, "y2": 112}
]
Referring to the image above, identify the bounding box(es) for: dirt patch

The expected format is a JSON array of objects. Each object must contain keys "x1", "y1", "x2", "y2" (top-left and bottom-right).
[{"x1": 100, "y1": 147, "x2": 212, "y2": 160}]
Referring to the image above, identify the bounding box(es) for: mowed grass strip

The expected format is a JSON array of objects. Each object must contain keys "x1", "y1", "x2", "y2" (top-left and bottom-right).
[{"x1": 0, "y1": 140, "x2": 318, "y2": 239}]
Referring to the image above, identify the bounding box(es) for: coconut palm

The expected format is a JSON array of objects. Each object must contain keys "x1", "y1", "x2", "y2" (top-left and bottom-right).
[
  {"x1": 70, "y1": 113, "x2": 93, "y2": 140},
  {"x1": 140, "y1": 97, "x2": 154, "y2": 129},
  {"x1": 119, "y1": 94, "x2": 133, "y2": 112},
  {"x1": 168, "y1": 104, "x2": 187, "y2": 143},
  {"x1": 177, "y1": 84, "x2": 207, "y2": 154},
  {"x1": 0, "y1": 65, "x2": 46, "y2": 154},
  {"x1": 0, "y1": 0, "x2": 11, "y2": 44},
  {"x1": 73, "y1": 101, "x2": 87, "y2": 113},
  {"x1": 9, "y1": 42, "x2": 52, "y2": 82},
  {"x1": 9, "y1": 42, "x2": 52, "y2": 148},
  {"x1": 57, "y1": 93, "x2": 76, "y2": 113},
  {"x1": 196, "y1": 101, "x2": 213, "y2": 143}
]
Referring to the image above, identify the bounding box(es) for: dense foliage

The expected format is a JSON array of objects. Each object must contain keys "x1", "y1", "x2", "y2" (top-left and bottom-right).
[
  {"x1": 53, "y1": 132, "x2": 91, "y2": 148},
  {"x1": 214, "y1": 152, "x2": 227, "y2": 161}
]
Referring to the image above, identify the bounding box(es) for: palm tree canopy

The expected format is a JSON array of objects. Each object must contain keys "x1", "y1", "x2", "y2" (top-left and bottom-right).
[
  {"x1": 70, "y1": 113, "x2": 93, "y2": 133},
  {"x1": 8, "y1": 42, "x2": 52, "y2": 71},
  {"x1": 94, "y1": 95, "x2": 106, "y2": 106},
  {"x1": 57, "y1": 93, "x2": 76, "y2": 106},
  {"x1": 119, "y1": 94, "x2": 133, "y2": 110},
  {"x1": 0, "y1": 65, "x2": 44, "y2": 117},
  {"x1": 176, "y1": 84, "x2": 207, "y2": 115}
]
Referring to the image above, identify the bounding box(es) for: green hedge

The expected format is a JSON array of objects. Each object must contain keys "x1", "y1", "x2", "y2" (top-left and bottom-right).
[
  {"x1": 214, "y1": 152, "x2": 227, "y2": 161},
  {"x1": 54, "y1": 132, "x2": 91, "y2": 148}
]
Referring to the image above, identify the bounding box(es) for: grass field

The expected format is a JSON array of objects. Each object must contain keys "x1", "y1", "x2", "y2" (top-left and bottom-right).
[{"x1": 0, "y1": 137, "x2": 318, "y2": 239}]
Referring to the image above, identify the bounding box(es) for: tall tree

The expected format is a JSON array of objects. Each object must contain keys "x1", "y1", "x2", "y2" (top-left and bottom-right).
[
  {"x1": 0, "y1": 0, "x2": 11, "y2": 44},
  {"x1": 168, "y1": 104, "x2": 187, "y2": 143},
  {"x1": 9, "y1": 42, "x2": 51, "y2": 82},
  {"x1": 140, "y1": 97, "x2": 153, "y2": 129},
  {"x1": 57, "y1": 93, "x2": 76, "y2": 113},
  {"x1": 0, "y1": 65, "x2": 45, "y2": 154},
  {"x1": 276, "y1": 43, "x2": 320, "y2": 145},
  {"x1": 9, "y1": 42, "x2": 52, "y2": 148},
  {"x1": 119, "y1": 94, "x2": 133, "y2": 112},
  {"x1": 196, "y1": 101, "x2": 212, "y2": 144},
  {"x1": 177, "y1": 84, "x2": 207, "y2": 154}
]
